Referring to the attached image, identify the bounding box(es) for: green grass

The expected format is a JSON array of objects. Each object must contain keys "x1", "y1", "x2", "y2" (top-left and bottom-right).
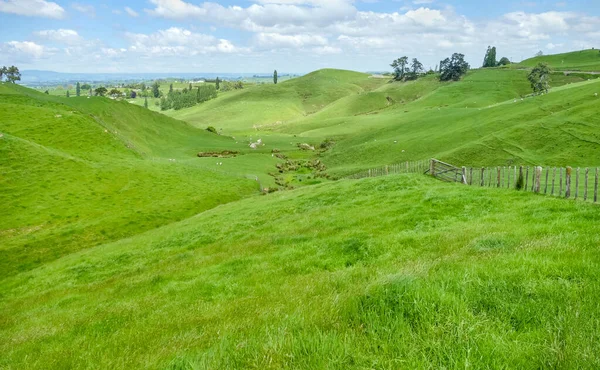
[
  {"x1": 518, "y1": 49, "x2": 600, "y2": 71},
  {"x1": 1, "y1": 174, "x2": 600, "y2": 369},
  {"x1": 0, "y1": 83, "x2": 260, "y2": 278},
  {"x1": 3, "y1": 50, "x2": 600, "y2": 369}
]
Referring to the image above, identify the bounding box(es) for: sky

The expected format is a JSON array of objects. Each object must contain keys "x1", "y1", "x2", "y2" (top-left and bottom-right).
[{"x1": 0, "y1": 0, "x2": 599, "y2": 74}]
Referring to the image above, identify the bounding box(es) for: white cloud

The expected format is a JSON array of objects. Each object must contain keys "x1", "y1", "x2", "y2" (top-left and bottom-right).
[
  {"x1": 1, "y1": 41, "x2": 47, "y2": 59},
  {"x1": 255, "y1": 33, "x2": 328, "y2": 48},
  {"x1": 0, "y1": 0, "x2": 65, "y2": 18},
  {"x1": 71, "y1": 2, "x2": 95, "y2": 17},
  {"x1": 124, "y1": 6, "x2": 139, "y2": 17},
  {"x1": 125, "y1": 27, "x2": 245, "y2": 56},
  {"x1": 35, "y1": 29, "x2": 83, "y2": 45}
]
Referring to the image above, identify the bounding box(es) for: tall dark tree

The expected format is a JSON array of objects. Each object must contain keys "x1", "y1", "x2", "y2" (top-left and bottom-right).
[
  {"x1": 5, "y1": 66, "x2": 21, "y2": 83},
  {"x1": 66, "y1": 90, "x2": 70, "y2": 98},
  {"x1": 144, "y1": 96, "x2": 148, "y2": 108},
  {"x1": 527, "y1": 62, "x2": 551, "y2": 94},
  {"x1": 189, "y1": 82, "x2": 192, "y2": 91},
  {"x1": 483, "y1": 46, "x2": 498, "y2": 67},
  {"x1": 391, "y1": 57, "x2": 409, "y2": 81},
  {"x1": 274, "y1": 70, "x2": 278, "y2": 84},
  {"x1": 215, "y1": 77, "x2": 221, "y2": 90},
  {"x1": 169, "y1": 83, "x2": 173, "y2": 94},
  {"x1": 440, "y1": 53, "x2": 470, "y2": 81},
  {"x1": 0, "y1": 66, "x2": 6, "y2": 81},
  {"x1": 152, "y1": 81, "x2": 160, "y2": 98},
  {"x1": 76, "y1": 82, "x2": 81, "y2": 96}
]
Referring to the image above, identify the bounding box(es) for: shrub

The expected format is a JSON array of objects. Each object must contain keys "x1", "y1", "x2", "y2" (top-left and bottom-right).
[{"x1": 206, "y1": 126, "x2": 218, "y2": 134}]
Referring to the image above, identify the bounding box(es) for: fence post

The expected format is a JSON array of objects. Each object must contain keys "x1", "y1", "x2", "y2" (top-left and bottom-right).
[
  {"x1": 507, "y1": 166, "x2": 511, "y2": 188},
  {"x1": 560, "y1": 168, "x2": 563, "y2": 196},
  {"x1": 480, "y1": 168, "x2": 484, "y2": 186},
  {"x1": 534, "y1": 166, "x2": 542, "y2": 193},
  {"x1": 430, "y1": 159, "x2": 435, "y2": 177},
  {"x1": 469, "y1": 168, "x2": 473, "y2": 185},
  {"x1": 368, "y1": 169, "x2": 372, "y2": 177},
  {"x1": 496, "y1": 167, "x2": 500, "y2": 188},
  {"x1": 531, "y1": 167, "x2": 536, "y2": 191},
  {"x1": 551, "y1": 167, "x2": 556, "y2": 195},
  {"x1": 584, "y1": 168, "x2": 589, "y2": 201},
  {"x1": 575, "y1": 168, "x2": 580, "y2": 200},
  {"x1": 518, "y1": 166, "x2": 524, "y2": 190},
  {"x1": 545, "y1": 167, "x2": 549, "y2": 194},
  {"x1": 525, "y1": 167, "x2": 529, "y2": 191},
  {"x1": 565, "y1": 167, "x2": 572, "y2": 198},
  {"x1": 385, "y1": 165, "x2": 389, "y2": 175},
  {"x1": 461, "y1": 167, "x2": 468, "y2": 185},
  {"x1": 595, "y1": 168, "x2": 598, "y2": 203}
]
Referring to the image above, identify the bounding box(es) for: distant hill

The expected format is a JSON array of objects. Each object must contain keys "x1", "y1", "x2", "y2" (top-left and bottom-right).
[
  {"x1": 19, "y1": 70, "x2": 299, "y2": 85},
  {"x1": 518, "y1": 49, "x2": 600, "y2": 71}
]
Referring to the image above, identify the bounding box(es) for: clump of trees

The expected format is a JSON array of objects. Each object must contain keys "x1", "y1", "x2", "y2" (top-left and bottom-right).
[
  {"x1": 391, "y1": 57, "x2": 424, "y2": 81},
  {"x1": 483, "y1": 46, "x2": 511, "y2": 67},
  {"x1": 160, "y1": 84, "x2": 218, "y2": 111},
  {"x1": 439, "y1": 53, "x2": 470, "y2": 81},
  {"x1": 76, "y1": 82, "x2": 81, "y2": 96},
  {"x1": 219, "y1": 81, "x2": 244, "y2": 91},
  {"x1": 94, "y1": 87, "x2": 108, "y2": 96},
  {"x1": 274, "y1": 70, "x2": 278, "y2": 84},
  {"x1": 527, "y1": 63, "x2": 551, "y2": 94},
  {"x1": 0, "y1": 66, "x2": 21, "y2": 83}
]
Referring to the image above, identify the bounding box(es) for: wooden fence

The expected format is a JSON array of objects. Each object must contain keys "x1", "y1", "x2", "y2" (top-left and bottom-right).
[
  {"x1": 346, "y1": 159, "x2": 430, "y2": 179},
  {"x1": 347, "y1": 158, "x2": 600, "y2": 204},
  {"x1": 454, "y1": 163, "x2": 599, "y2": 203}
]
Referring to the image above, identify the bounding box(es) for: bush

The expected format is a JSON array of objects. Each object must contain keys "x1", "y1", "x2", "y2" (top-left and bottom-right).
[{"x1": 206, "y1": 126, "x2": 217, "y2": 134}]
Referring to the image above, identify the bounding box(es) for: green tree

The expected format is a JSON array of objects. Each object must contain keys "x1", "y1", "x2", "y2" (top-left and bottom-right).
[
  {"x1": 94, "y1": 87, "x2": 108, "y2": 96},
  {"x1": 498, "y1": 57, "x2": 511, "y2": 66},
  {"x1": 76, "y1": 82, "x2": 81, "y2": 96},
  {"x1": 406, "y1": 58, "x2": 424, "y2": 80},
  {"x1": 66, "y1": 90, "x2": 70, "y2": 98},
  {"x1": 152, "y1": 82, "x2": 160, "y2": 98},
  {"x1": 440, "y1": 53, "x2": 470, "y2": 81},
  {"x1": 169, "y1": 83, "x2": 173, "y2": 94},
  {"x1": 0, "y1": 66, "x2": 6, "y2": 81},
  {"x1": 144, "y1": 97, "x2": 148, "y2": 108},
  {"x1": 81, "y1": 83, "x2": 91, "y2": 90},
  {"x1": 527, "y1": 62, "x2": 551, "y2": 95},
  {"x1": 189, "y1": 82, "x2": 192, "y2": 91},
  {"x1": 391, "y1": 57, "x2": 408, "y2": 81},
  {"x1": 274, "y1": 70, "x2": 278, "y2": 84},
  {"x1": 482, "y1": 46, "x2": 497, "y2": 68},
  {"x1": 216, "y1": 77, "x2": 220, "y2": 90},
  {"x1": 5, "y1": 66, "x2": 21, "y2": 83}
]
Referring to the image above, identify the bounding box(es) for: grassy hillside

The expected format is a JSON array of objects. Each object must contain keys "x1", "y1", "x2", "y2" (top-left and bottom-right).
[
  {"x1": 166, "y1": 66, "x2": 599, "y2": 177},
  {"x1": 0, "y1": 83, "x2": 259, "y2": 278},
  {"x1": 2, "y1": 174, "x2": 600, "y2": 369},
  {"x1": 518, "y1": 49, "x2": 600, "y2": 71},
  {"x1": 167, "y1": 69, "x2": 386, "y2": 134}
]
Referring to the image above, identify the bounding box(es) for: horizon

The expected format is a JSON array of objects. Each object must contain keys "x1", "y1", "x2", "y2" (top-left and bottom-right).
[{"x1": 1, "y1": 0, "x2": 599, "y2": 74}]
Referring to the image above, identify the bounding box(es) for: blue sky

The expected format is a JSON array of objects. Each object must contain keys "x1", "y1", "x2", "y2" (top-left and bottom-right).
[{"x1": 0, "y1": 0, "x2": 599, "y2": 73}]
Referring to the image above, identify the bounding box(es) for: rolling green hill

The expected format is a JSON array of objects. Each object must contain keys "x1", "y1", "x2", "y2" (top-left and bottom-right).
[
  {"x1": 3, "y1": 49, "x2": 600, "y2": 369},
  {"x1": 2, "y1": 174, "x2": 600, "y2": 369},
  {"x1": 165, "y1": 63, "x2": 600, "y2": 177},
  {"x1": 518, "y1": 49, "x2": 600, "y2": 71},
  {"x1": 0, "y1": 83, "x2": 259, "y2": 278}
]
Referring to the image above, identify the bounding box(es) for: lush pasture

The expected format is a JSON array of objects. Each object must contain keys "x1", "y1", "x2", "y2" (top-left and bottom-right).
[
  {"x1": 518, "y1": 49, "x2": 600, "y2": 71},
  {"x1": 3, "y1": 49, "x2": 600, "y2": 369},
  {"x1": 2, "y1": 174, "x2": 599, "y2": 369},
  {"x1": 0, "y1": 84, "x2": 260, "y2": 278}
]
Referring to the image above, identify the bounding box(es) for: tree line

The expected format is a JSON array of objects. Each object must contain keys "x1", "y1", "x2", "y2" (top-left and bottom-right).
[{"x1": 160, "y1": 84, "x2": 218, "y2": 111}]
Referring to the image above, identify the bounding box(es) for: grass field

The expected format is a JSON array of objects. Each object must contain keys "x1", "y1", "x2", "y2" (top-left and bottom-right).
[
  {"x1": 2, "y1": 174, "x2": 600, "y2": 368},
  {"x1": 518, "y1": 49, "x2": 600, "y2": 71},
  {"x1": 2, "y1": 49, "x2": 600, "y2": 369}
]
